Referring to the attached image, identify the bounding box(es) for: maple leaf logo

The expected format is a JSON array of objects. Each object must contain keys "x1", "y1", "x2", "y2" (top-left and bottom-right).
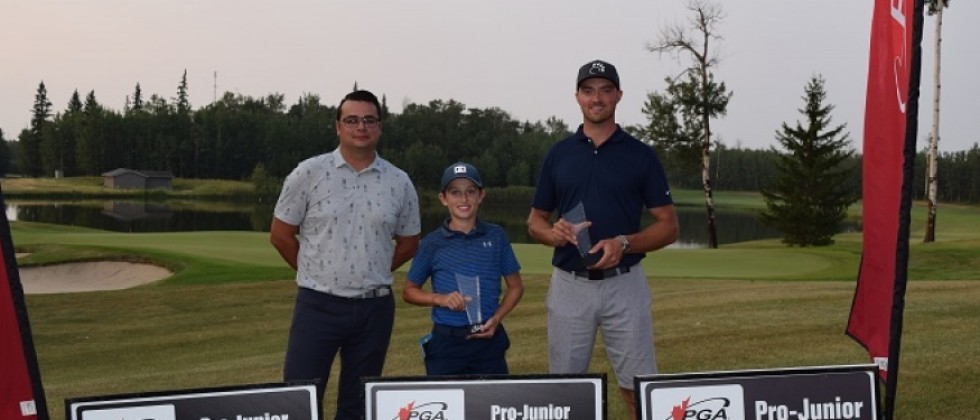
[
  {"x1": 398, "y1": 401, "x2": 415, "y2": 420},
  {"x1": 671, "y1": 397, "x2": 691, "y2": 420}
]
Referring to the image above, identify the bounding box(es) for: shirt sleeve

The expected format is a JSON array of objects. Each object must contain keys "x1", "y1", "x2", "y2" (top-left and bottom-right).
[
  {"x1": 406, "y1": 236, "x2": 433, "y2": 286},
  {"x1": 395, "y1": 175, "x2": 422, "y2": 237},
  {"x1": 530, "y1": 148, "x2": 558, "y2": 212},
  {"x1": 499, "y1": 229, "x2": 521, "y2": 277},
  {"x1": 642, "y1": 149, "x2": 674, "y2": 208},
  {"x1": 273, "y1": 162, "x2": 311, "y2": 226}
]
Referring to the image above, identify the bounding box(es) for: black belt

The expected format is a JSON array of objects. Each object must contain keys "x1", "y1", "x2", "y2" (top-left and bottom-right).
[
  {"x1": 432, "y1": 324, "x2": 481, "y2": 338},
  {"x1": 569, "y1": 266, "x2": 630, "y2": 280},
  {"x1": 325, "y1": 286, "x2": 392, "y2": 300}
]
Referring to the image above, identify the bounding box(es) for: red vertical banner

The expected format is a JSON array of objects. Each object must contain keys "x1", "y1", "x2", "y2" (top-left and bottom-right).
[
  {"x1": 848, "y1": 0, "x2": 923, "y2": 419},
  {"x1": 0, "y1": 192, "x2": 49, "y2": 420}
]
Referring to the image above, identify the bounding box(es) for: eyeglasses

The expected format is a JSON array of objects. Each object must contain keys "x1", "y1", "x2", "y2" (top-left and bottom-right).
[{"x1": 340, "y1": 116, "x2": 381, "y2": 129}]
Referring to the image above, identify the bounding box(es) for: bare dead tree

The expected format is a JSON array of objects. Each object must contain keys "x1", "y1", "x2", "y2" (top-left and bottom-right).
[
  {"x1": 648, "y1": 0, "x2": 729, "y2": 249},
  {"x1": 924, "y1": 0, "x2": 950, "y2": 242}
]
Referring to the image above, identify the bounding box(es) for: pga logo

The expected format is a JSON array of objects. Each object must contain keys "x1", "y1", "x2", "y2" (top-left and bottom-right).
[
  {"x1": 375, "y1": 389, "x2": 464, "y2": 420},
  {"x1": 650, "y1": 384, "x2": 745, "y2": 420}
]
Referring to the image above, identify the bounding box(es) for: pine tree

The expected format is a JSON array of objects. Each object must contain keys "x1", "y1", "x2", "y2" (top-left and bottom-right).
[
  {"x1": 761, "y1": 76, "x2": 857, "y2": 246},
  {"x1": 173, "y1": 70, "x2": 193, "y2": 176},
  {"x1": 176, "y1": 71, "x2": 190, "y2": 114},
  {"x1": 58, "y1": 90, "x2": 83, "y2": 176},
  {"x1": 0, "y1": 127, "x2": 10, "y2": 176},
  {"x1": 67, "y1": 90, "x2": 83, "y2": 114},
  {"x1": 21, "y1": 81, "x2": 53, "y2": 176},
  {"x1": 76, "y1": 91, "x2": 105, "y2": 174},
  {"x1": 132, "y1": 83, "x2": 144, "y2": 112}
]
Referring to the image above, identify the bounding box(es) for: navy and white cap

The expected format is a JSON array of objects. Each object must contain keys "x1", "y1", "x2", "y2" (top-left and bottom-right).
[
  {"x1": 576, "y1": 59, "x2": 620, "y2": 89},
  {"x1": 440, "y1": 162, "x2": 483, "y2": 191}
]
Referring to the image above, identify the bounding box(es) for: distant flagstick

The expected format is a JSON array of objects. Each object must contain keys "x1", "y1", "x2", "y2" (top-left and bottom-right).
[
  {"x1": 847, "y1": 1, "x2": 924, "y2": 420},
  {"x1": 0, "y1": 191, "x2": 50, "y2": 420}
]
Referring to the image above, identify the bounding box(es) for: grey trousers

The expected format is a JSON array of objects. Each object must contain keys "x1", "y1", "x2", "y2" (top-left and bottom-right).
[{"x1": 546, "y1": 264, "x2": 657, "y2": 389}]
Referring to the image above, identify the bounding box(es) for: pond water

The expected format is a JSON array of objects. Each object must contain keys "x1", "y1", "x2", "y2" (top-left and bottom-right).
[{"x1": 5, "y1": 199, "x2": 786, "y2": 248}]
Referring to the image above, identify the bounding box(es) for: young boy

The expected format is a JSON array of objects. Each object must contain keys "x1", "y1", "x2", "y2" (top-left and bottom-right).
[{"x1": 403, "y1": 162, "x2": 524, "y2": 375}]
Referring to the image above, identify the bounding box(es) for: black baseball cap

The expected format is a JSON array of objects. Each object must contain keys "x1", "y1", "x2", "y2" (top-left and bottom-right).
[
  {"x1": 440, "y1": 162, "x2": 483, "y2": 191},
  {"x1": 576, "y1": 59, "x2": 620, "y2": 89}
]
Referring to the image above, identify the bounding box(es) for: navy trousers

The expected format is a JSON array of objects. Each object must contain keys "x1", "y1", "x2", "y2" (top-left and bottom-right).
[
  {"x1": 423, "y1": 324, "x2": 510, "y2": 376},
  {"x1": 284, "y1": 287, "x2": 395, "y2": 420}
]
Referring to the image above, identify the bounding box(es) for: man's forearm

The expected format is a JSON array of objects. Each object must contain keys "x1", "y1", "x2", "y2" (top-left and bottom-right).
[
  {"x1": 527, "y1": 209, "x2": 557, "y2": 247},
  {"x1": 390, "y1": 235, "x2": 420, "y2": 272}
]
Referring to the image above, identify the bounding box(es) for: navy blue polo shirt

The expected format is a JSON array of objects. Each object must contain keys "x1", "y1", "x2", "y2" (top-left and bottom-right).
[
  {"x1": 407, "y1": 219, "x2": 521, "y2": 327},
  {"x1": 531, "y1": 124, "x2": 673, "y2": 272}
]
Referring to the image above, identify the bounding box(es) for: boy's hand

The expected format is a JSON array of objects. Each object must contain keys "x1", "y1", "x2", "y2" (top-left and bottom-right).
[
  {"x1": 436, "y1": 291, "x2": 469, "y2": 312},
  {"x1": 467, "y1": 316, "x2": 499, "y2": 339}
]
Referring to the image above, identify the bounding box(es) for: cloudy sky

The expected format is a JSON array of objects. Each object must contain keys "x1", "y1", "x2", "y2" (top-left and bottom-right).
[{"x1": 2, "y1": 1, "x2": 977, "y2": 152}]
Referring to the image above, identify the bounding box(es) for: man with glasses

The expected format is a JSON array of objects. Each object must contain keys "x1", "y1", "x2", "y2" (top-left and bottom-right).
[{"x1": 270, "y1": 90, "x2": 421, "y2": 419}]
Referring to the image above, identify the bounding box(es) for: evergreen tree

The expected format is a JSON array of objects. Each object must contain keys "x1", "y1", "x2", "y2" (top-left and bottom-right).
[
  {"x1": 172, "y1": 70, "x2": 194, "y2": 175},
  {"x1": 76, "y1": 91, "x2": 105, "y2": 174},
  {"x1": 58, "y1": 91, "x2": 83, "y2": 176},
  {"x1": 760, "y1": 76, "x2": 857, "y2": 246},
  {"x1": 21, "y1": 81, "x2": 53, "y2": 176},
  {"x1": 0, "y1": 127, "x2": 10, "y2": 177},
  {"x1": 176, "y1": 70, "x2": 190, "y2": 114},
  {"x1": 132, "y1": 83, "x2": 144, "y2": 112},
  {"x1": 67, "y1": 90, "x2": 83, "y2": 113}
]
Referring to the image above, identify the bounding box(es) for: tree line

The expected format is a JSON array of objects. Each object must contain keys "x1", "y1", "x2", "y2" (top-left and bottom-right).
[
  {"x1": 8, "y1": 77, "x2": 568, "y2": 191},
  {"x1": 661, "y1": 143, "x2": 980, "y2": 205},
  {"x1": 3, "y1": 79, "x2": 980, "y2": 204}
]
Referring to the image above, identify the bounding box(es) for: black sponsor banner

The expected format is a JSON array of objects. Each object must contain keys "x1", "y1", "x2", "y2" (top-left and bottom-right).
[
  {"x1": 636, "y1": 365, "x2": 879, "y2": 420},
  {"x1": 66, "y1": 382, "x2": 317, "y2": 420},
  {"x1": 364, "y1": 374, "x2": 605, "y2": 420}
]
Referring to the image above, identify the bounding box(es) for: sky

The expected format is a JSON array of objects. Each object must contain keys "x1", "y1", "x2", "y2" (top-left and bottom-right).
[{"x1": 2, "y1": 1, "x2": 978, "y2": 152}]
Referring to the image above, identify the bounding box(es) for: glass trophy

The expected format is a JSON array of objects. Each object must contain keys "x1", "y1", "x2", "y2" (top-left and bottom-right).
[
  {"x1": 562, "y1": 202, "x2": 602, "y2": 265},
  {"x1": 454, "y1": 273, "x2": 483, "y2": 334}
]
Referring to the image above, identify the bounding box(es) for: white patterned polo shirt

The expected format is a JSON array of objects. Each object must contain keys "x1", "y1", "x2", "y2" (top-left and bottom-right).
[{"x1": 274, "y1": 148, "x2": 421, "y2": 297}]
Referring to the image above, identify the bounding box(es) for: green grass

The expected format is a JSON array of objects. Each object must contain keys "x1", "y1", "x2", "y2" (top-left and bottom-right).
[
  {"x1": 10, "y1": 196, "x2": 980, "y2": 419},
  {"x1": 23, "y1": 276, "x2": 980, "y2": 419}
]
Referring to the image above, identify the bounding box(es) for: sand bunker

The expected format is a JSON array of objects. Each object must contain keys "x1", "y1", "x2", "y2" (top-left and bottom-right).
[{"x1": 18, "y1": 261, "x2": 172, "y2": 294}]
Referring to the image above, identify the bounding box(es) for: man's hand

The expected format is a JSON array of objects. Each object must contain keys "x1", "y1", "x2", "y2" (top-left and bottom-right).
[
  {"x1": 588, "y1": 237, "x2": 626, "y2": 270},
  {"x1": 552, "y1": 217, "x2": 590, "y2": 248}
]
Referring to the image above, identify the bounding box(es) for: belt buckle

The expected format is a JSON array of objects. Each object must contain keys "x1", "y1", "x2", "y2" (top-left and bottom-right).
[
  {"x1": 588, "y1": 270, "x2": 604, "y2": 280},
  {"x1": 359, "y1": 287, "x2": 390, "y2": 299}
]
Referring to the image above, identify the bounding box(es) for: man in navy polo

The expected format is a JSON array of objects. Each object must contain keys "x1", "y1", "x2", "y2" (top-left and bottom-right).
[
  {"x1": 404, "y1": 162, "x2": 524, "y2": 375},
  {"x1": 527, "y1": 59, "x2": 679, "y2": 420}
]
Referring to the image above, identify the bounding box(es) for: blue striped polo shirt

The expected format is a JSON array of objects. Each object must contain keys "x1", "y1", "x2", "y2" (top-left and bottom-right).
[{"x1": 407, "y1": 219, "x2": 521, "y2": 327}]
